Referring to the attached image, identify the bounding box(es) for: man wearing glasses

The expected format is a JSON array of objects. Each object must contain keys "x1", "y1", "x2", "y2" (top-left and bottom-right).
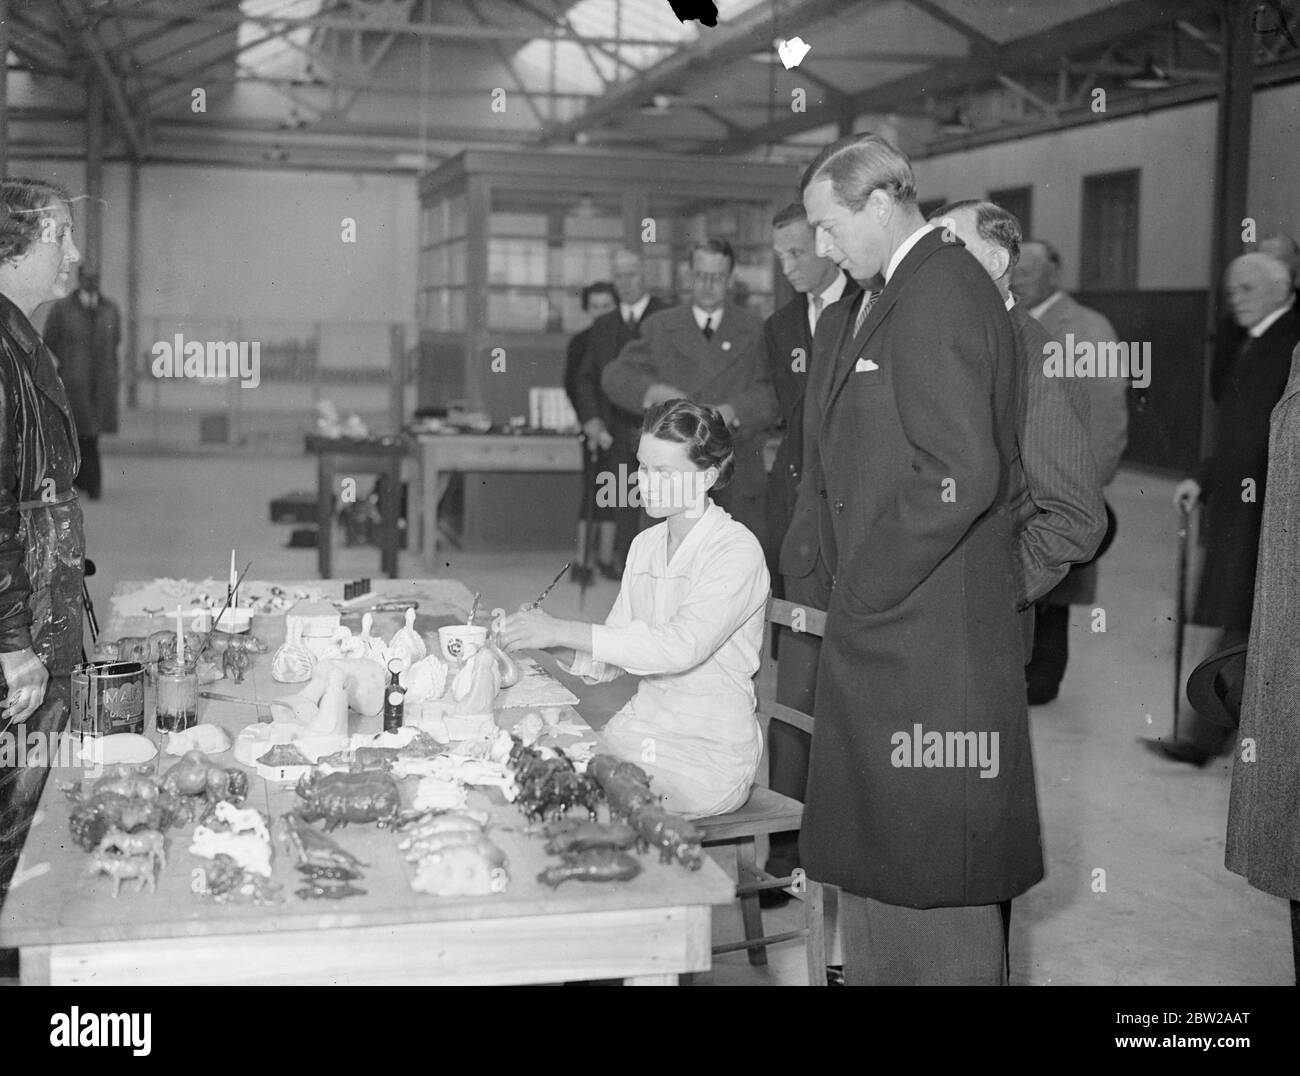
[{"x1": 603, "y1": 238, "x2": 777, "y2": 546}]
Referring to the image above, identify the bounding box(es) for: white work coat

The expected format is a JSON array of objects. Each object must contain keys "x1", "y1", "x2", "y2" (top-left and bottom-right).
[{"x1": 563, "y1": 500, "x2": 770, "y2": 815}]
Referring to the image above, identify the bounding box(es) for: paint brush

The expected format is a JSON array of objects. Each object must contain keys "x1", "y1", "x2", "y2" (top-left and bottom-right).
[
  {"x1": 526, "y1": 562, "x2": 571, "y2": 611},
  {"x1": 197, "y1": 560, "x2": 252, "y2": 657}
]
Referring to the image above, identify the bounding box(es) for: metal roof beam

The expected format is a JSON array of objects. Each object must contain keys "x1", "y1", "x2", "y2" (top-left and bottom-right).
[
  {"x1": 996, "y1": 73, "x2": 1059, "y2": 120},
  {"x1": 904, "y1": 0, "x2": 998, "y2": 54},
  {"x1": 120, "y1": 1, "x2": 676, "y2": 46},
  {"x1": 139, "y1": 20, "x2": 306, "y2": 115},
  {"x1": 55, "y1": 0, "x2": 146, "y2": 158},
  {"x1": 914, "y1": 53, "x2": 1300, "y2": 158},
  {"x1": 541, "y1": 0, "x2": 873, "y2": 145},
  {"x1": 464, "y1": 0, "x2": 548, "y2": 127},
  {"x1": 716, "y1": 0, "x2": 1216, "y2": 153}
]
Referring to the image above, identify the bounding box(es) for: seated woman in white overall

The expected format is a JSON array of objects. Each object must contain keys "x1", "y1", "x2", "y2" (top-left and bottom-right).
[{"x1": 499, "y1": 399, "x2": 770, "y2": 816}]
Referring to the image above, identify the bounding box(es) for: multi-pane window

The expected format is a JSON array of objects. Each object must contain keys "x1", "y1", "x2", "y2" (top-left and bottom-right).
[{"x1": 1080, "y1": 170, "x2": 1139, "y2": 288}]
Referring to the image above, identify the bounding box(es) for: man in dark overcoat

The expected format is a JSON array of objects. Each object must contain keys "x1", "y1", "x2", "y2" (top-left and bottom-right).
[
  {"x1": 798, "y1": 134, "x2": 1043, "y2": 985},
  {"x1": 761, "y1": 202, "x2": 858, "y2": 889},
  {"x1": 602, "y1": 239, "x2": 776, "y2": 546},
  {"x1": 41, "y1": 267, "x2": 119, "y2": 500},
  {"x1": 574, "y1": 251, "x2": 670, "y2": 574}
]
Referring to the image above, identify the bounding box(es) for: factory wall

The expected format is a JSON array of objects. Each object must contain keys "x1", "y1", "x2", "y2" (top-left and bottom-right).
[{"x1": 9, "y1": 160, "x2": 418, "y2": 324}]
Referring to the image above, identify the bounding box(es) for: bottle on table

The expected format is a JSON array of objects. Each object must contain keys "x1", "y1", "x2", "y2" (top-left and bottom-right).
[{"x1": 384, "y1": 657, "x2": 406, "y2": 732}]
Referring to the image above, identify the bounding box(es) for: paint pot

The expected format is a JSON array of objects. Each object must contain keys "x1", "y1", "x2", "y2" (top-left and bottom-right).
[
  {"x1": 155, "y1": 658, "x2": 199, "y2": 734},
  {"x1": 71, "y1": 660, "x2": 147, "y2": 738}
]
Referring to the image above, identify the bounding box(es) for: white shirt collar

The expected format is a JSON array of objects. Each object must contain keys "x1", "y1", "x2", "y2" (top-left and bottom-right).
[
  {"x1": 1248, "y1": 297, "x2": 1296, "y2": 338},
  {"x1": 692, "y1": 305, "x2": 721, "y2": 332},
  {"x1": 1004, "y1": 294, "x2": 1016, "y2": 312},
  {"x1": 807, "y1": 272, "x2": 848, "y2": 332},
  {"x1": 813, "y1": 271, "x2": 848, "y2": 306},
  {"x1": 1028, "y1": 290, "x2": 1065, "y2": 321},
  {"x1": 884, "y1": 223, "x2": 936, "y2": 284},
  {"x1": 623, "y1": 293, "x2": 651, "y2": 324}
]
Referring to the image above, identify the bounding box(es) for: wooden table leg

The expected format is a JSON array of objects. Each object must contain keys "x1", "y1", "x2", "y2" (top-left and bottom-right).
[
  {"x1": 420, "y1": 445, "x2": 439, "y2": 574},
  {"x1": 379, "y1": 458, "x2": 399, "y2": 579},
  {"x1": 317, "y1": 455, "x2": 333, "y2": 579}
]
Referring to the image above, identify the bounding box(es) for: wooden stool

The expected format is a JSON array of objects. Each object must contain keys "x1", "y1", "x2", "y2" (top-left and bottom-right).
[{"x1": 304, "y1": 434, "x2": 408, "y2": 579}]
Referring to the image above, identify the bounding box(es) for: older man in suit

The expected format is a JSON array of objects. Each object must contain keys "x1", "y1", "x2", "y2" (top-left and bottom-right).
[
  {"x1": 602, "y1": 239, "x2": 776, "y2": 545},
  {"x1": 931, "y1": 203, "x2": 1106, "y2": 642},
  {"x1": 761, "y1": 202, "x2": 859, "y2": 893},
  {"x1": 574, "y1": 250, "x2": 671, "y2": 575},
  {"x1": 1012, "y1": 240, "x2": 1129, "y2": 704},
  {"x1": 1157, "y1": 252, "x2": 1300, "y2": 765},
  {"x1": 799, "y1": 134, "x2": 1043, "y2": 985}
]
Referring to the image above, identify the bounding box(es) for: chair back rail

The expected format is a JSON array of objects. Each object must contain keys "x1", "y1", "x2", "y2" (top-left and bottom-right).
[{"x1": 766, "y1": 596, "x2": 827, "y2": 639}]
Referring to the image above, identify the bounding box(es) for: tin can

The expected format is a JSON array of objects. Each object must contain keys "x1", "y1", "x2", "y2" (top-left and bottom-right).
[{"x1": 71, "y1": 660, "x2": 146, "y2": 738}]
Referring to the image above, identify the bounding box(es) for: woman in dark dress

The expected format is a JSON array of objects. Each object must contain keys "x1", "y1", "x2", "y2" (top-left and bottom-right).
[
  {"x1": 0, "y1": 178, "x2": 88, "y2": 904},
  {"x1": 563, "y1": 281, "x2": 618, "y2": 584}
]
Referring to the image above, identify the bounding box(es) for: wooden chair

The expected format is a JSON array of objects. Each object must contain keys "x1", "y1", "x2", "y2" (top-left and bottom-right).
[{"x1": 692, "y1": 597, "x2": 828, "y2": 985}]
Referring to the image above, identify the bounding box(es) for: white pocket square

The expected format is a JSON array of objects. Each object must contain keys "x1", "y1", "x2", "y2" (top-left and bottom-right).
[{"x1": 854, "y1": 357, "x2": 879, "y2": 373}]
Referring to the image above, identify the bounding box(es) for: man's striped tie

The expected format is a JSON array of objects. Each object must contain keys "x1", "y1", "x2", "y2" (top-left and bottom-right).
[{"x1": 853, "y1": 290, "x2": 877, "y2": 337}]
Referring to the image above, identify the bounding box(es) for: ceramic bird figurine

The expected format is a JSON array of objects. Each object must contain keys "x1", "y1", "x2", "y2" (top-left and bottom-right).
[
  {"x1": 358, "y1": 612, "x2": 390, "y2": 666},
  {"x1": 388, "y1": 607, "x2": 427, "y2": 668}
]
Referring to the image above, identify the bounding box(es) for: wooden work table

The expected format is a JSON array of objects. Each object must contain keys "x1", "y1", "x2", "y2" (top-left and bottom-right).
[
  {"x1": 406, "y1": 431, "x2": 583, "y2": 571},
  {"x1": 0, "y1": 578, "x2": 732, "y2": 985}
]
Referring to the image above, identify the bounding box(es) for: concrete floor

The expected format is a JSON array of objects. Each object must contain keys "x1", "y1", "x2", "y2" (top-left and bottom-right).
[{"x1": 70, "y1": 449, "x2": 1293, "y2": 986}]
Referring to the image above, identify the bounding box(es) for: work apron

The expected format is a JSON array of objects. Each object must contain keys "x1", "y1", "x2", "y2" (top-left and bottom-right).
[{"x1": 0, "y1": 489, "x2": 86, "y2": 899}]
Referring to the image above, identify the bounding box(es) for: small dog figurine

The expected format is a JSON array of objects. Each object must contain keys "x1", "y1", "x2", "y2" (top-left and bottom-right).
[{"x1": 222, "y1": 638, "x2": 254, "y2": 684}]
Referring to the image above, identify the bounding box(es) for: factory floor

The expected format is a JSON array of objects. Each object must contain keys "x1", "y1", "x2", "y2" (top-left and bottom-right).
[{"x1": 40, "y1": 450, "x2": 1296, "y2": 985}]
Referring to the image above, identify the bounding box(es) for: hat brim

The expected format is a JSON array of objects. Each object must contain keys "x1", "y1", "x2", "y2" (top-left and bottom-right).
[{"x1": 1186, "y1": 643, "x2": 1248, "y2": 729}]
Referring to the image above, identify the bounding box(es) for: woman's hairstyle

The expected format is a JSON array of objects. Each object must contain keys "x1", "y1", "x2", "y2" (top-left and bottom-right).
[
  {"x1": 581, "y1": 280, "x2": 619, "y2": 310},
  {"x1": 0, "y1": 177, "x2": 73, "y2": 262},
  {"x1": 642, "y1": 398, "x2": 736, "y2": 490}
]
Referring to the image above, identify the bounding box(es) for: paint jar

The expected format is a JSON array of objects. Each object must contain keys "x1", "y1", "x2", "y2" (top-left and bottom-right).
[
  {"x1": 71, "y1": 661, "x2": 146, "y2": 738},
  {"x1": 155, "y1": 657, "x2": 198, "y2": 734}
]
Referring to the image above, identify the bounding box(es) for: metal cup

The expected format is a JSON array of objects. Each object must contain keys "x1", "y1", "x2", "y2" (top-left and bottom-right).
[{"x1": 71, "y1": 660, "x2": 146, "y2": 738}]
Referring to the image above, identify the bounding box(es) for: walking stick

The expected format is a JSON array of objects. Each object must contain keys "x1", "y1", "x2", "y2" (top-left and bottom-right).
[{"x1": 1172, "y1": 503, "x2": 1191, "y2": 741}]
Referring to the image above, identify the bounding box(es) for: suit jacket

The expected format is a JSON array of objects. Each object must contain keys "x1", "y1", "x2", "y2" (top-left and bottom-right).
[
  {"x1": 777, "y1": 294, "x2": 855, "y2": 589},
  {"x1": 1226, "y1": 341, "x2": 1300, "y2": 899},
  {"x1": 1034, "y1": 291, "x2": 1128, "y2": 606},
  {"x1": 799, "y1": 229, "x2": 1044, "y2": 908},
  {"x1": 41, "y1": 293, "x2": 121, "y2": 436},
  {"x1": 1193, "y1": 304, "x2": 1300, "y2": 630},
  {"x1": 573, "y1": 297, "x2": 670, "y2": 432},
  {"x1": 1033, "y1": 292, "x2": 1128, "y2": 486},
  {"x1": 1007, "y1": 301, "x2": 1106, "y2": 606},
  {"x1": 602, "y1": 303, "x2": 777, "y2": 539},
  {"x1": 763, "y1": 275, "x2": 860, "y2": 572}
]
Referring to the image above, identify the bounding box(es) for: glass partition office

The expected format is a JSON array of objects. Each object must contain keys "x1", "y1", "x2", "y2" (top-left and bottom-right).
[{"x1": 416, "y1": 149, "x2": 796, "y2": 547}]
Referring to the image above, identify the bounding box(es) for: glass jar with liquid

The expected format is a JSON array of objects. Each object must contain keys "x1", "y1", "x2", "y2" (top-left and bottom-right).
[{"x1": 155, "y1": 657, "x2": 198, "y2": 733}]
